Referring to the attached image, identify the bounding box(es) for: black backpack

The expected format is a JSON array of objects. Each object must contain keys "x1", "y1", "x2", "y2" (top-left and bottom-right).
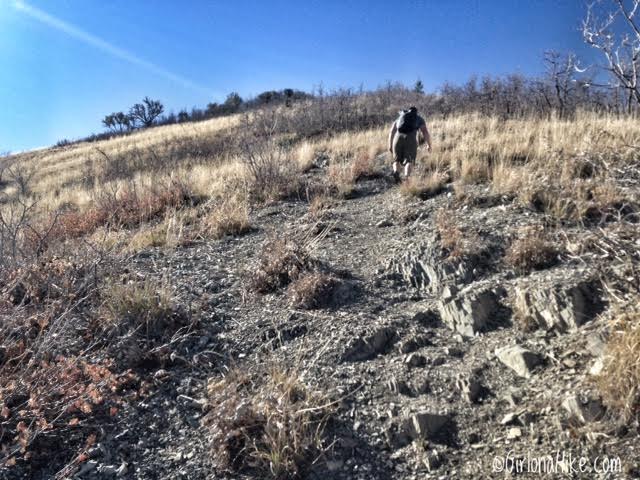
[{"x1": 396, "y1": 108, "x2": 418, "y2": 134}]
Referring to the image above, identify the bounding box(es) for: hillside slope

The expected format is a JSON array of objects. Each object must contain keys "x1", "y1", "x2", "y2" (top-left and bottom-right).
[{"x1": 1, "y1": 111, "x2": 639, "y2": 479}]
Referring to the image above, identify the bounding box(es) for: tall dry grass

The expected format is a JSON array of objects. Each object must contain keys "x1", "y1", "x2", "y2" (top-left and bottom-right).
[{"x1": 2, "y1": 110, "x2": 638, "y2": 251}]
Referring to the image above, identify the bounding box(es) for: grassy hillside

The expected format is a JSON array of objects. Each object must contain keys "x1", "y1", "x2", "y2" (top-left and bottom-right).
[{"x1": 0, "y1": 105, "x2": 638, "y2": 477}]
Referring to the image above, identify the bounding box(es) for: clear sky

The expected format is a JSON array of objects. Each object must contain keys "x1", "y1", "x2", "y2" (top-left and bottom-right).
[{"x1": 1, "y1": 0, "x2": 596, "y2": 152}]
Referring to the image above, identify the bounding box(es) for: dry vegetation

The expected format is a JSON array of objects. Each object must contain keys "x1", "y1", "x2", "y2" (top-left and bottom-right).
[
  {"x1": 596, "y1": 303, "x2": 640, "y2": 421},
  {"x1": 204, "y1": 365, "x2": 333, "y2": 478},
  {"x1": 1, "y1": 98, "x2": 639, "y2": 473},
  {"x1": 203, "y1": 196, "x2": 251, "y2": 240},
  {"x1": 249, "y1": 238, "x2": 313, "y2": 294},
  {"x1": 400, "y1": 169, "x2": 448, "y2": 199},
  {"x1": 434, "y1": 208, "x2": 474, "y2": 259},
  {"x1": 288, "y1": 271, "x2": 340, "y2": 310},
  {"x1": 504, "y1": 225, "x2": 560, "y2": 274}
]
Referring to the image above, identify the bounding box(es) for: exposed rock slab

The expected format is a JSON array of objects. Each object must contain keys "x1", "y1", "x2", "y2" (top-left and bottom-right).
[
  {"x1": 515, "y1": 278, "x2": 600, "y2": 333},
  {"x1": 341, "y1": 326, "x2": 396, "y2": 362},
  {"x1": 438, "y1": 288, "x2": 501, "y2": 337},
  {"x1": 388, "y1": 242, "x2": 473, "y2": 294}
]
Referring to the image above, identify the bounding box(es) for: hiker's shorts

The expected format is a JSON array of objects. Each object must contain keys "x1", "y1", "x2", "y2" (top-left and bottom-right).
[{"x1": 392, "y1": 132, "x2": 418, "y2": 165}]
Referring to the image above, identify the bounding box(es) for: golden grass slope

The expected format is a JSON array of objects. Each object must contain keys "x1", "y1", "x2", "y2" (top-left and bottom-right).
[{"x1": 2, "y1": 110, "x2": 638, "y2": 225}]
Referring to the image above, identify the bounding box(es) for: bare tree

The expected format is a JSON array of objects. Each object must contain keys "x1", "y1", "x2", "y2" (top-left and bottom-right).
[
  {"x1": 583, "y1": 0, "x2": 640, "y2": 113},
  {"x1": 102, "y1": 111, "x2": 132, "y2": 133},
  {"x1": 543, "y1": 51, "x2": 580, "y2": 117},
  {"x1": 129, "y1": 97, "x2": 165, "y2": 128}
]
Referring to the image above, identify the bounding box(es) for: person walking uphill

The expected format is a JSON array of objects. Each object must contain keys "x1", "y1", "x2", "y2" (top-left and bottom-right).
[{"x1": 388, "y1": 106, "x2": 431, "y2": 182}]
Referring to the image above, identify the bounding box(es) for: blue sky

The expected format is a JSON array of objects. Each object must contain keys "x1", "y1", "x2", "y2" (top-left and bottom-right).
[{"x1": 1, "y1": 0, "x2": 596, "y2": 152}]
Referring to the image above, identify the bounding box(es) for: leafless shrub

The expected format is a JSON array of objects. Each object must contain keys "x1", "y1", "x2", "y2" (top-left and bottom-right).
[
  {"x1": 0, "y1": 245, "x2": 122, "y2": 468},
  {"x1": 249, "y1": 238, "x2": 312, "y2": 293},
  {"x1": 505, "y1": 225, "x2": 560, "y2": 274},
  {"x1": 435, "y1": 208, "x2": 469, "y2": 258},
  {"x1": 204, "y1": 364, "x2": 333, "y2": 478},
  {"x1": 0, "y1": 198, "x2": 41, "y2": 276},
  {"x1": 308, "y1": 193, "x2": 336, "y2": 219},
  {"x1": 238, "y1": 111, "x2": 301, "y2": 202},
  {"x1": 288, "y1": 271, "x2": 340, "y2": 310}
]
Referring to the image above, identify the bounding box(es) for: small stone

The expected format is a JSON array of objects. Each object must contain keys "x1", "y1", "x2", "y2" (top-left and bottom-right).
[
  {"x1": 326, "y1": 460, "x2": 343, "y2": 472},
  {"x1": 387, "y1": 377, "x2": 412, "y2": 396},
  {"x1": 455, "y1": 375, "x2": 483, "y2": 403},
  {"x1": 562, "y1": 394, "x2": 605, "y2": 424},
  {"x1": 507, "y1": 427, "x2": 522, "y2": 439},
  {"x1": 97, "y1": 464, "x2": 118, "y2": 475},
  {"x1": 589, "y1": 357, "x2": 604, "y2": 376},
  {"x1": 500, "y1": 413, "x2": 519, "y2": 425},
  {"x1": 495, "y1": 345, "x2": 542, "y2": 378},
  {"x1": 445, "y1": 346, "x2": 464, "y2": 358},
  {"x1": 342, "y1": 327, "x2": 396, "y2": 362},
  {"x1": 403, "y1": 412, "x2": 450, "y2": 440},
  {"x1": 586, "y1": 334, "x2": 607, "y2": 357},
  {"x1": 116, "y1": 463, "x2": 128, "y2": 477},
  {"x1": 405, "y1": 353, "x2": 427, "y2": 368},
  {"x1": 423, "y1": 450, "x2": 442, "y2": 472},
  {"x1": 376, "y1": 219, "x2": 393, "y2": 228},
  {"x1": 154, "y1": 369, "x2": 170, "y2": 380},
  {"x1": 441, "y1": 285, "x2": 458, "y2": 300}
]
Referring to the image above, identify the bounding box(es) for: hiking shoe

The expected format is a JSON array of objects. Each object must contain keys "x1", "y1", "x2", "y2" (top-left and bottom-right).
[{"x1": 392, "y1": 171, "x2": 401, "y2": 184}]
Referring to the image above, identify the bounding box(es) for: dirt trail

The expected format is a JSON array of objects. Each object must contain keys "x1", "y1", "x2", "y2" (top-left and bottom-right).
[{"x1": 73, "y1": 164, "x2": 635, "y2": 479}]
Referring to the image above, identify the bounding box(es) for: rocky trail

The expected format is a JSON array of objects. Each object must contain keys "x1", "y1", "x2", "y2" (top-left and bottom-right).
[{"x1": 56, "y1": 161, "x2": 637, "y2": 479}]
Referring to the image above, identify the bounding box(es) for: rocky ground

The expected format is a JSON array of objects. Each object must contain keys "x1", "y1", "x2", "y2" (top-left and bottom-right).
[{"x1": 14, "y1": 158, "x2": 639, "y2": 479}]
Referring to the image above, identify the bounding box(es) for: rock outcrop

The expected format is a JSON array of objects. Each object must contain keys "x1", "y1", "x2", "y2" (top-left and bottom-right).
[
  {"x1": 515, "y1": 278, "x2": 600, "y2": 333},
  {"x1": 388, "y1": 242, "x2": 473, "y2": 294},
  {"x1": 438, "y1": 288, "x2": 502, "y2": 337}
]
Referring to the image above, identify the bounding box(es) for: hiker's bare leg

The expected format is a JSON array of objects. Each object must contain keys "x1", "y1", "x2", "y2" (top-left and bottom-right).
[
  {"x1": 404, "y1": 162, "x2": 412, "y2": 178},
  {"x1": 393, "y1": 161, "x2": 400, "y2": 174}
]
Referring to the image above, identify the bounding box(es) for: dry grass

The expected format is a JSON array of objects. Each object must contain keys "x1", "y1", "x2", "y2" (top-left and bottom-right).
[
  {"x1": 101, "y1": 280, "x2": 183, "y2": 337},
  {"x1": 125, "y1": 208, "x2": 199, "y2": 252},
  {"x1": 36, "y1": 177, "x2": 197, "y2": 245},
  {"x1": 596, "y1": 302, "x2": 640, "y2": 421},
  {"x1": 3, "y1": 111, "x2": 637, "y2": 253},
  {"x1": 505, "y1": 225, "x2": 560, "y2": 274},
  {"x1": 400, "y1": 169, "x2": 448, "y2": 199},
  {"x1": 203, "y1": 196, "x2": 251, "y2": 239},
  {"x1": 294, "y1": 142, "x2": 317, "y2": 172},
  {"x1": 435, "y1": 208, "x2": 469, "y2": 258},
  {"x1": 326, "y1": 161, "x2": 357, "y2": 198},
  {"x1": 250, "y1": 238, "x2": 312, "y2": 293},
  {"x1": 325, "y1": 153, "x2": 379, "y2": 198},
  {"x1": 288, "y1": 271, "x2": 340, "y2": 310},
  {"x1": 204, "y1": 365, "x2": 333, "y2": 478},
  {"x1": 3, "y1": 115, "x2": 240, "y2": 210},
  {"x1": 308, "y1": 193, "x2": 336, "y2": 219}
]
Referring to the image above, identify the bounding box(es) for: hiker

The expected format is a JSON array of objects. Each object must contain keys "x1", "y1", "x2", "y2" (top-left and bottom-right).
[{"x1": 388, "y1": 106, "x2": 431, "y2": 182}]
